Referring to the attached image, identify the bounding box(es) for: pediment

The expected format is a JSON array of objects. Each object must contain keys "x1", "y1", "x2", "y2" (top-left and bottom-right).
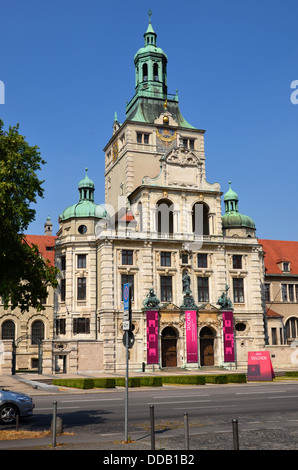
[
  {"x1": 160, "y1": 302, "x2": 181, "y2": 312},
  {"x1": 197, "y1": 303, "x2": 220, "y2": 313}
]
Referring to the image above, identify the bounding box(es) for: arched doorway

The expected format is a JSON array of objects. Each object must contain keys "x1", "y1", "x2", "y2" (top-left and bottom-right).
[
  {"x1": 12, "y1": 335, "x2": 42, "y2": 375},
  {"x1": 200, "y1": 326, "x2": 215, "y2": 366},
  {"x1": 161, "y1": 327, "x2": 178, "y2": 367}
]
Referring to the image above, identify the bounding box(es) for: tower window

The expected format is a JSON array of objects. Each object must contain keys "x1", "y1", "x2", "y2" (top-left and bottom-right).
[{"x1": 142, "y1": 63, "x2": 148, "y2": 81}]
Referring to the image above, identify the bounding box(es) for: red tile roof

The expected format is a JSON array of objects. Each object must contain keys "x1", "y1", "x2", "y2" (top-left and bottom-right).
[
  {"x1": 259, "y1": 239, "x2": 298, "y2": 275},
  {"x1": 24, "y1": 235, "x2": 56, "y2": 267},
  {"x1": 266, "y1": 308, "x2": 283, "y2": 318}
]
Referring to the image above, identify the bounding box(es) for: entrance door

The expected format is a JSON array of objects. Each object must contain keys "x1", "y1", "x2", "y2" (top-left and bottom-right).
[
  {"x1": 161, "y1": 327, "x2": 178, "y2": 367},
  {"x1": 200, "y1": 327, "x2": 215, "y2": 366}
]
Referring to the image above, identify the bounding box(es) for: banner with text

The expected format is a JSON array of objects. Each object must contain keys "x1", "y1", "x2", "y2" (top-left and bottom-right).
[
  {"x1": 222, "y1": 310, "x2": 235, "y2": 362},
  {"x1": 146, "y1": 310, "x2": 159, "y2": 364},
  {"x1": 247, "y1": 351, "x2": 274, "y2": 381},
  {"x1": 185, "y1": 310, "x2": 198, "y2": 363}
]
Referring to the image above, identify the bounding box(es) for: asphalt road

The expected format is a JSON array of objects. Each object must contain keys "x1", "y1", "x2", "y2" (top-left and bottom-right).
[{"x1": 2, "y1": 380, "x2": 298, "y2": 450}]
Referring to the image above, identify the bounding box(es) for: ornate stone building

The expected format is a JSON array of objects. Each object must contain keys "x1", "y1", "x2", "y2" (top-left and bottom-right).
[{"x1": 53, "y1": 16, "x2": 267, "y2": 374}]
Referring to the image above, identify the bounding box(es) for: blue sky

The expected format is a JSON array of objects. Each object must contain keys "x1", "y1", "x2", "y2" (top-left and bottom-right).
[{"x1": 1, "y1": 0, "x2": 297, "y2": 240}]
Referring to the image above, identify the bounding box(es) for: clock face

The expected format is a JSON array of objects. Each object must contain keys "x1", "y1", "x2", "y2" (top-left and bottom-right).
[
  {"x1": 156, "y1": 127, "x2": 176, "y2": 152},
  {"x1": 156, "y1": 127, "x2": 176, "y2": 143}
]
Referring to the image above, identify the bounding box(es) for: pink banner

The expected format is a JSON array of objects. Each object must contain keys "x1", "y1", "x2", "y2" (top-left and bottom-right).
[
  {"x1": 247, "y1": 351, "x2": 274, "y2": 381},
  {"x1": 185, "y1": 310, "x2": 198, "y2": 363},
  {"x1": 222, "y1": 311, "x2": 235, "y2": 362},
  {"x1": 146, "y1": 311, "x2": 159, "y2": 364}
]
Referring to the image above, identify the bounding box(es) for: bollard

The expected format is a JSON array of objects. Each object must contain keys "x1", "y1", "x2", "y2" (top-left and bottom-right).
[
  {"x1": 52, "y1": 401, "x2": 57, "y2": 447},
  {"x1": 232, "y1": 418, "x2": 239, "y2": 450},
  {"x1": 15, "y1": 414, "x2": 19, "y2": 432},
  {"x1": 150, "y1": 405, "x2": 155, "y2": 450},
  {"x1": 142, "y1": 362, "x2": 146, "y2": 372},
  {"x1": 184, "y1": 413, "x2": 189, "y2": 450}
]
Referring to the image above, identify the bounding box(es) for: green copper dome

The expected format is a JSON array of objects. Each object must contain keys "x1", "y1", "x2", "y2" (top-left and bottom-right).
[
  {"x1": 60, "y1": 169, "x2": 108, "y2": 221},
  {"x1": 222, "y1": 182, "x2": 255, "y2": 230}
]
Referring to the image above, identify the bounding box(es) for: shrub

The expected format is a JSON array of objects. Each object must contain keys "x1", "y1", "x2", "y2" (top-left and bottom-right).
[
  {"x1": 161, "y1": 375, "x2": 206, "y2": 385},
  {"x1": 227, "y1": 374, "x2": 247, "y2": 383},
  {"x1": 205, "y1": 375, "x2": 228, "y2": 384},
  {"x1": 285, "y1": 371, "x2": 298, "y2": 377},
  {"x1": 115, "y1": 377, "x2": 141, "y2": 387},
  {"x1": 140, "y1": 377, "x2": 163, "y2": 387},
  {"x1": 93, "y1": 378, "x2": 116, "y2": 388},
  {"x1": 53, "y1": 378, "x2": 94, "y2": 389}
]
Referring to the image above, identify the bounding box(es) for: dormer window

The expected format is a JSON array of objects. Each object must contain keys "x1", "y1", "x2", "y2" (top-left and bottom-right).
[{"x1": 283, "y1": 262, "x2": 290, "y2": 272}]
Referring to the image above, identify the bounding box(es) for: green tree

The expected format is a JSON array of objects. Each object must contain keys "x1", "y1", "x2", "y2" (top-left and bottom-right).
[{"x1": 0, "y1": 120, "x2": 58, "y2": 312}]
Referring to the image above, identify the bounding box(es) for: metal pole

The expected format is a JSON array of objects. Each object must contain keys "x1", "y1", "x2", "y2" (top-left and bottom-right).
[
  {"x1": 150, "y1": 405, "x2": 155, "y2": 450},
  {"x1": 232, "y1": 418, "x2": 239, "y2": 450},
  {"x1": 52, "y1": 401, "x2": 57, "y2": 447},
  {"x1": 125, "y1": 332, "x2": 129, "y2": 442},
  {"x1": 184, "y1": 413, "x2": 189, "y2": 450}
]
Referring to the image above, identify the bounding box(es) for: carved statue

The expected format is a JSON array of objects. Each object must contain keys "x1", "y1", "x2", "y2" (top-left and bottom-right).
[
  {"x1": 217, "y1": 284, "x2": 233, "y2": 310},
  {"x1": 143, "y1": 288, "x2": 160, "y2": 308}
]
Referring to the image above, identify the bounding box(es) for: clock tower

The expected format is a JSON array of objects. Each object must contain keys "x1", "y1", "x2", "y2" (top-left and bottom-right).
[{"x1": 104, "y1": 11, "x2": 207, "y2": 214}]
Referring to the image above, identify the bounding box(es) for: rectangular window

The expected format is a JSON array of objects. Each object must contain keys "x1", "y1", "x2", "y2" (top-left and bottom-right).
[
  {"x1": 73, "y1": 318, "x2": 90, "y2": 334},
  {"x1": 161, "y1": 251, "x2": 171, "y2": 266},
  {"x1": 232, "y1": 255, "x2": 242, "y2": 269},
  {"x1": 271, "y1": 328, "x2": 277, "y2": 345},
  {"x1": 60, "y1": 255, "x2": 66, "y2": 271},
  {"x1": 189, "y1": 139, "x2": 195, "y2": 149},
  {"x1": 264, "y1": 283, "x2": 270, "y2": 302},
  {"x1": 77, "y1": 254, "x2": 86, "y2": 269},
  {"x1": 121, "y1": 274, "x2": 134, "y2": 301},
  {"x1": 144, "y1": 134, "x2": 149, "y2": 144},
  {"x1": 281, "y1": 284, "x2": 288, "y2": 302},
  {"x1": 60, "y1": 279, "x2": 66, "y2": 302},
  {"x1": 197, "y1": 277, "x2": 209, "y2": 302},
  {"x1": 77, "y1": 277, "x2": 86, "y2": 300},
  {"x1": 122, "y1": 250, "x2": 133, "y2": 265},
  {"x1": 233, "y1": 278, "x2": 244, "y2": 303},
  {"x1": 160, "y1": 276, "x2": 172, "y2": 302},
  {"x1": 197, "y1": 253, "x2": 208, "y2": 268},
  {"x1": 283, "y1": 262, "x2": 290, "y2": 272},
  {"x1": 137, "y1": 133, "x2": 142, "y2": 143},
  {"x1": 56, "y1": 318, "x2": 66, "y2": 335},
  {"x1": 289, "y1": 284, "x2": 294, "y2": 302}
]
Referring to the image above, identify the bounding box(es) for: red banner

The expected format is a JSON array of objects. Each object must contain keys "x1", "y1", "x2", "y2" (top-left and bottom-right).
[
  {"x1": 222, "y1": 310, "x2": 235, "y2": 362},
  {"x1": 185, "y1": 310, "x2": 198, "y2": 363},
  {"x1": 146, "y1": 311, "x2": 159, "y2": 364},
  {"x1": 247, "y1": 351, "x2": 274, "y2": 381}
]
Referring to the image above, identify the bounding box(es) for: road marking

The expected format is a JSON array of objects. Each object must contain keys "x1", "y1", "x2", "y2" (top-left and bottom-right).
[
  {"x1": 60, "y1": 398, "x2": 123, "y2": 402},
  {"x1": 147, "y1": 400, "x2": 211, "y2": 405},
  {"x1": 152, "y1": 394, "x2": 210, "y2": 399},
  {"x1": 236, "y1": 390, "x2": 285, "y2": 395}
]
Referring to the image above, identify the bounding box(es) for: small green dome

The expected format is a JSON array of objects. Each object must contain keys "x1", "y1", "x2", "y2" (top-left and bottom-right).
[
  {"x1": 78, "y1": 168, "x2": 95, "y2": 189},
  {"x1": 224, "y1": 181, "x2": 238, "y2": 202},
  {"x1": 60, "y1": 169, "x2": 108, "y2": 221},
  {"x1": 61, "y1": 201, "x2": 107, "y2": 220},
  {"x1": 222, "y1": 181, "x2": 255, "y2": 230},
  {"x1": 222, "y1": 212, "x2": 255, "y2": 229}
]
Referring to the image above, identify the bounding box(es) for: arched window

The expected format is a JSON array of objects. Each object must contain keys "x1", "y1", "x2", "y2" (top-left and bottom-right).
[
  {"x1": 1, "y1": 320, "x2": 15, "y2": 340},
  {"x1": 156, "y1": 199, "x2": 173, "y2": 236},
  {"x1": 286, "y1": 317, "x2": 298, "y2": 340},
  {"x1": 31, "y1": 320, "x2": 44, "y2": 344},
  {"x1": 192, "y1": 202, "x2": 209, "y2": 235},
  {"x1": 153, "y1": 63, "x2": 159, "y2": 81},
  {"x1": 142, "y1": 63, "x2": 148, "y2": 82}
]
